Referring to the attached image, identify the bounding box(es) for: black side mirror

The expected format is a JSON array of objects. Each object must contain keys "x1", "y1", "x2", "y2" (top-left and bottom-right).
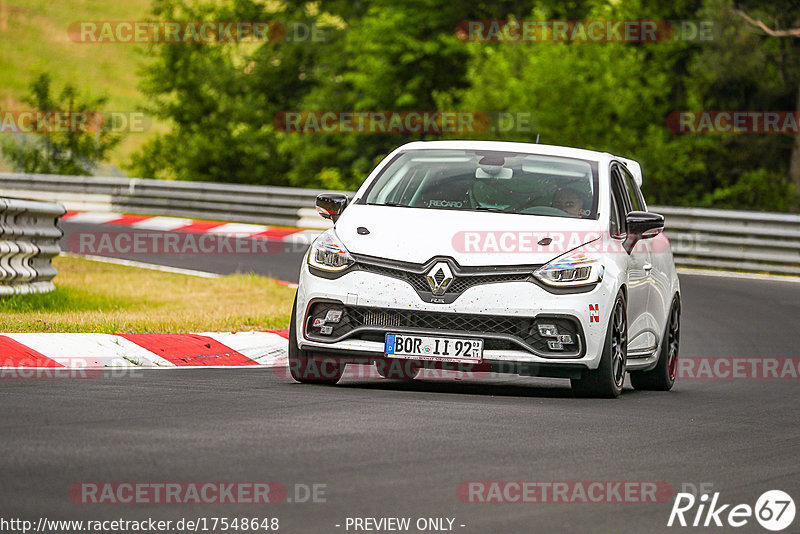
[
  {"x1": 316, "y1": 193, "x2": 349, "y2": 221},
  {"x1": 623, "y1": 211, "x2": 665, "y2": 253}
]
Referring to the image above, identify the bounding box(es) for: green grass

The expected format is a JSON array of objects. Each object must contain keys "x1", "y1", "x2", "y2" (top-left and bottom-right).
[
  {"x1": 0, "y1": 0, "x2": 163, "y2": 172},
  {"x1": 0, "y1": 256, "x2": 296, "y2": 332}
]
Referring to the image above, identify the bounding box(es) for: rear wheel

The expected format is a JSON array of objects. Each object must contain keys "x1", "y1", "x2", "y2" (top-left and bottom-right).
[
  {"x1": 631, "y1": 297, "x2": 680, "y2": 391},
  {"x1": 375, "y1": 358, "x2": 420, "y2": 380},
  {"x1": 288, "y1": 297, "x2": 343, "y2": 385},
  {"x1": 571, "y1": 292, "x2": 627, "y2": 398}
]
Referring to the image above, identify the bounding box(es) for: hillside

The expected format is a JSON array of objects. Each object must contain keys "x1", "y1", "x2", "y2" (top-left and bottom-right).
[{"x1": 0, "y1": 0, "x2": 160, "y2": 174}]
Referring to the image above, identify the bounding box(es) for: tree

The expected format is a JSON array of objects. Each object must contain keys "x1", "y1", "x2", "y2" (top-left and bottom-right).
[
  {"x1": 1, "y1": 73, "x2": 120, "y2": 175},
  {"x1": 449, "y1": 0, "x2": 800, "y2": 210},
  {"x1": 131, "y1": 0, "x2": 590, "y2": 188},
  {"x1": 281, "y1": 0, "x2": 594, "y2": 189},
  {"x1": 729, "y1": 4, "x2": 800, "y2": 191},
  {"x1": 449, "y1": 0, "x2": 718, "y2": 206},
  {"x1": 130, "y1": 0, "x2": 800, "y2": 211},
  {"x1": 681, "y1": 0, "x2": 800, "y2": 208},
  {"x1": 128, "y1": 0, "x2": 329, "y2": 184}
]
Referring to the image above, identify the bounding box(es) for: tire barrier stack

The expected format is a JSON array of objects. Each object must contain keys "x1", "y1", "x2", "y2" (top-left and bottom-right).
[{"x1": 0, "y1": 197, "x2": 66, "y2": 295}]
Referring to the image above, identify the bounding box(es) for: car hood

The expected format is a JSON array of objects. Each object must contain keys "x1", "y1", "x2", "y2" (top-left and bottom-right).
[{"x1": 334, "y1": 204, "x2": 604, "y2": 266}]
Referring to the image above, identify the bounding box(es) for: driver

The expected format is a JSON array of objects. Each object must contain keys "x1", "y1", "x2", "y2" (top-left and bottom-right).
[{"x1": 551, "y1": 188, "x2": 585, "y2": 218}]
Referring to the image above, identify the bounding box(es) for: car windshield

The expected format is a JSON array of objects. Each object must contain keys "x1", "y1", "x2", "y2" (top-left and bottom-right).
[{"x1": 361, "y1": 149, "x2": 599, "y2": 219}]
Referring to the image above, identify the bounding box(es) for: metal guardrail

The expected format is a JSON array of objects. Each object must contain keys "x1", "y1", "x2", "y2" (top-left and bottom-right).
[
  {"x1": 0, "y1": 172, "x2": 332, "y2": 229},
  {"x1": 0, "y1": 172, "x2": 798, "y2": 276},
  {"x1": 0, "y1": 196, "x2": 66, "y2": 295},
  {"x1": 650, "y1": 206, "x2": 800, "y2": 276}
]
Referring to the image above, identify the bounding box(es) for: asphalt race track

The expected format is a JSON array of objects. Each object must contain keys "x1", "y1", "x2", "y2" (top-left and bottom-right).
[{"x1": 1, "y1": 221, "x2": 797, "y2": 533}]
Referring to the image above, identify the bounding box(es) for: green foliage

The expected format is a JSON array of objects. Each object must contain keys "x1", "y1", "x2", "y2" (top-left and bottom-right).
[
  {"x1": 700, "y1": 168, "x2": 798, "y2": 211},
  {"x1": 449, "y1": 0, "x2": 800, "y2": 210},
  {"x1": 127, "y1": 0, "x2": 328, "y2": 184},
  {"x1": 128, "y1": 0, "x2": 800, "y2": 211},
  {"x1": 1, "y1": 73, "x2": 121, "y2": 175}
]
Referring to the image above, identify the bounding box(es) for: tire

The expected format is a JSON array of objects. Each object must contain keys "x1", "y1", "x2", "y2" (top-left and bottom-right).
[
  {"x1": 631, "y1": 297, "x2": 680, "y2": 391},
  {"x1": 375, "y1": 358, "x2": 420, "y2": 380},
  {"x1": 571, "y1": 292, "x2": 627, "y2": 398},
  {"x1": 288, "y1": 296, "x2": 343, "y2": 385}
]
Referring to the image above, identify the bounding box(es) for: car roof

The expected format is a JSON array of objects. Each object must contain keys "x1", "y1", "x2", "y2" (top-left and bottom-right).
[
  {"x1": 394, "y1": 140, "x2": 642, "y2": 184},
  {"x1": 396, "y1": 140, "x2": 614, "y2": 163}
]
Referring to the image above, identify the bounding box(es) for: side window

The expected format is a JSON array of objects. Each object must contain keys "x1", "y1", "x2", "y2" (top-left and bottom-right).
[
  {"x1": 609, "y1": 189, "x2": 621, "y2": 236},
  {"x1": 610, "y1": 166, "x2": 630, "y2": 235},
  {"x1": 619, "y1": 164, "x2": 646, "y2": 212}
]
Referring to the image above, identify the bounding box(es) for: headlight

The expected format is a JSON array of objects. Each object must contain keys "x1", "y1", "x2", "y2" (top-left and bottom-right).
[
  {"x1": 307, "y1": 229, "x2": 355, "y2": 272},
  {"x1": 534, "y1": 251, "x2": 603, "y2": 287}
]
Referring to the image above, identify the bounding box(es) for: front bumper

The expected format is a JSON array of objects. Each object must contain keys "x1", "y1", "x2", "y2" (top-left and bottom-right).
[{"x1": 296, "y1": 262, "x2": 616, "y2": 372}]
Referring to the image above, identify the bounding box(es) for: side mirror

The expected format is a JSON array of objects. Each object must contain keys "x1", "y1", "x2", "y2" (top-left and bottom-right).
[
  {"x1": 623, "y1": 211, "x2": 665, "y2": 253},
  {"x1": 316, "y1": 193, "x2": 349, "y2": 221}
]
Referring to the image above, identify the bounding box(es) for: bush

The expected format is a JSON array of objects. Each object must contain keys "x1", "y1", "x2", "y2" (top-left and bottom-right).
[{"x1": 701, "y1": 168, "x2": 799, "y2": 211}]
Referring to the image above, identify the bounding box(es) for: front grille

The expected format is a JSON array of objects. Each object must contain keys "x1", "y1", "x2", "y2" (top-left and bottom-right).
[
  {"x1": 305, "y1": 302, "x2": 582, "y2": 356},
  {"x1": 449, "y1": 273, "x2": 531, "y2": 293},
  {"x1": 357, "y1": 261, "x2": 532, "y2": 296},
  {"x1": 358, "y1": 263, "x2": 431, "y2": 292},
  {"x1": 363, "y1": 309, "x2": 404, "y2": 328},
  {"x1": 355, "y1": 307, "x2": 527, "y2": 334}
]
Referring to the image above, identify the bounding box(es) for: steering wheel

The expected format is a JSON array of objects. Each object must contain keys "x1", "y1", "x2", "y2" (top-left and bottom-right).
[{"x1": 501, "y1": 192, "x2": 547, "y2": 213}]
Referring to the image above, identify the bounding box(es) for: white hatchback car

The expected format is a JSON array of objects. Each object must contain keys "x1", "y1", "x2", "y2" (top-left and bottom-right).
[{"x1": 290, "y1": 140, "x2": 681, "y2": 397}]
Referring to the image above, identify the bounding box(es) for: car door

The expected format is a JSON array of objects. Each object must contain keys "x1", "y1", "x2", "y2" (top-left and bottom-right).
[
  {"x1": 610, "y1": 163, "x2": 653, "y2": 354},
  {"x1": 618, "y1": 163, "x2": 672, "y2": 343}
]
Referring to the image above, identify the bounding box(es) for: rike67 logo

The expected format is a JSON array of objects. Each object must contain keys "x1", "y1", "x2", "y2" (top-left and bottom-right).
[{"x1": 668, "y1": 489, "x2": 796, "y2": 531}]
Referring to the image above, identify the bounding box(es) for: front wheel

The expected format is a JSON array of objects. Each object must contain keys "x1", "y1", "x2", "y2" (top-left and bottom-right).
[
  {"x1": 631, "y1": 297, "x2": 680, "y2": 391},
  {"x1": 571, "y1": 292, "x2": 627, "y2": 398},
  {"x1": 288, "y1": 297, "x2": 343, "y2": 385}
]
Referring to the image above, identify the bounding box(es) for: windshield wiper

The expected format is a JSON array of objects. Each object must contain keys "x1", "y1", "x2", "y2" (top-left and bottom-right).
[
  {"x1": 474, "y1": 206, "x2": 504, "y2": 212},
  {"x1": 367, "y1": 202, "x2": 407, "y2": 207}
]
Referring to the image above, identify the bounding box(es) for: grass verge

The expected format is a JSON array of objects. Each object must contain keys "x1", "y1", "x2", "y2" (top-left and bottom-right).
[
  {"x1": 0, "y1": 256, "x2": 295, "y2": 332},
  {"x1": 0, "y1": 0, "x2": 163, "y2": 171}
]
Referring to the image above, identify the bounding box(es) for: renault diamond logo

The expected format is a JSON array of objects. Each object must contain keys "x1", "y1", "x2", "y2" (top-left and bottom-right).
[{"x1": 426, "y1": 262, "x2": 454, "y2": 296}]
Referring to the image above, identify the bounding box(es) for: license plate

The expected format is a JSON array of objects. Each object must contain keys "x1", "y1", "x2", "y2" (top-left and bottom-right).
[{"x1": 385, "y1": 334, "x2": 483, "y2": 363}]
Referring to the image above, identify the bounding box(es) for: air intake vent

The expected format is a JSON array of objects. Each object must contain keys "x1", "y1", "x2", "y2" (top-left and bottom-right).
[{"x1": 363, "y1": 309, "x2": 402, "y2": 327}]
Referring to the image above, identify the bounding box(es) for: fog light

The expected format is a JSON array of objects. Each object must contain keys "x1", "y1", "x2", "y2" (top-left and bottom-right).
[
  {"x1": 537, "y1": 322, "x2": 576, "y2": 351},
  {"x1": 538, "y1": 324, "x2": 558, "y2": 337},
  {"x1": 325, "y1": 309, "x2": 343, "y2": 323}
]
